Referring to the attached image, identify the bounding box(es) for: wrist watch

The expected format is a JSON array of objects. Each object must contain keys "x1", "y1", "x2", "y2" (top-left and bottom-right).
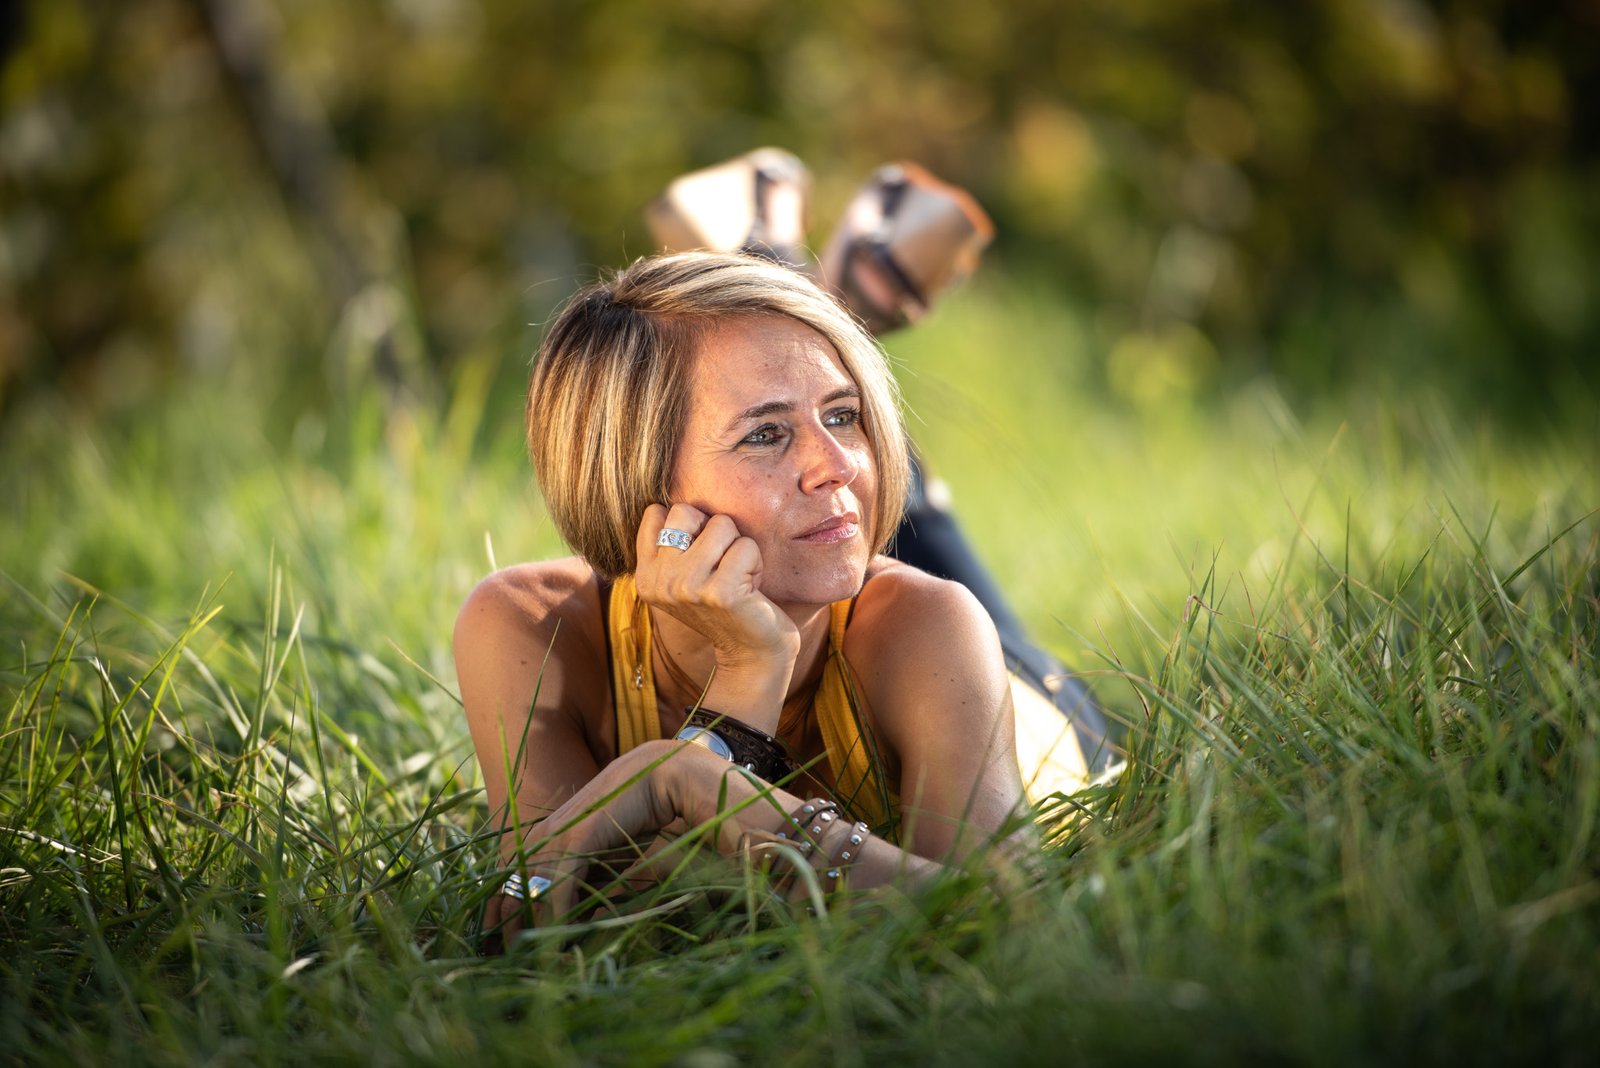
[{"x1": 674, "y1": 706, "x2": 794, "y2": 783}]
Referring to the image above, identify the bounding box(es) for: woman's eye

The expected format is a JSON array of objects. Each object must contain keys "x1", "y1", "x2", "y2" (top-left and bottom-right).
[
  {"x1": 826, "y1": 407, "x2": 862, "y2": 429},
  {"x1": 742, "y1": 424, "x2": 784, "y2": 446}
]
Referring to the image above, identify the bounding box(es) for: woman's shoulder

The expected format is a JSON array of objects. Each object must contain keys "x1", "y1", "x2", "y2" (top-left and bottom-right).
[
  {"x1": 854, "y1": 556, "x2": 992, "y2": 623},
  {"x1": 454, "y1": 559, "x2": 617, "y2": 770},
  {"x1": 454, "y1": 557, "x2": 607, "y2": 658},
  {"x1": 841, "y1": 559, "x2": 1012, "y2": 785},
  {"x1": 845, "y1": 557, "x2": 1004, "y2": 679}
]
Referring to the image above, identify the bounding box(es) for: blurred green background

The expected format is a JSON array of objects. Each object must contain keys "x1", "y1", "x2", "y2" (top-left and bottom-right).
[
  {"x1": 4, "y1": 0, "x2": 1598, "y2": 420},
  {"x1": 2, "y1": 0, "x2": 1598, "y2": 675},
  {"x1": 4, "y1": 10, "x2": 1598, "y2": 1059}
]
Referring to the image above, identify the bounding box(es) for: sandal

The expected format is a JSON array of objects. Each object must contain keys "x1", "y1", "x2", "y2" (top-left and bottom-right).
[
  {"x1": 818, "y1": 162, "x2": 994, "y2": 335},
  {"x1": 643, "y1": 147, "x2": 812, "y2": 268}
]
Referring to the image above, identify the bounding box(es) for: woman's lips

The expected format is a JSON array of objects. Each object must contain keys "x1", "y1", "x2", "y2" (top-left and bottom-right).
[{"x1": 795, "y1": 514, "x2": 860, "y2": 543}]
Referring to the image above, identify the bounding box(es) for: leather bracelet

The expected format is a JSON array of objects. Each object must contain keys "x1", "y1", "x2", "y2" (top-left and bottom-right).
[
  {"x1": 792, "y1": 799, "x2": 871, "y2": 894},
  {"x1": 745, "y1": 798, "x2": 873, "y2": 904},
  {"x1": 775, "y1": 798, "x2": 841, "y2": 858},
  {"x1": 820, "y1": 818, "x2": 873, "y2": 890},
  {"x1": 676, "y1": 706, "x2": 794, "y2": 783}
]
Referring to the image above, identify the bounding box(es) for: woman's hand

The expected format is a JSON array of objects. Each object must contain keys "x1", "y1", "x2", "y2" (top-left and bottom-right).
[
  {"x1": 482, "y1": 741, "x2": 679, "y2": 950},
  {"x1": 634, "y1": 503, "x2": 801, "y2": 728},
  {"x1": 479, "y1": 739, "x2": 943, "y2": 952},
  {"x1": 482, "y1": 741, "x2": 789, "y2": 947}
]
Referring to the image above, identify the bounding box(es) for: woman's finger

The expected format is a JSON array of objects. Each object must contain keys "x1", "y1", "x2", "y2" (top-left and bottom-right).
[
  {"x1": 634, "y1": 502, "x2": 670, "y2": 563},
  {"x1": 639, "y1": 506, "x2": 738, "y2": 605},
  {"x1": 516, "y1": 744, "x2": 682, "y2": 920},
  {"x1": 707, "y1": 534, "x2": 764, "y2": 596},
  {"x1": 529, "y1": 854, "x2": 584, "y2": 923},
  {"x1": 481, "y1": 890, "x2": 525, "y2": 955},
  {"x1": 636, "y1": 502, "x2": 708, "y2": 564},
  {"x1": 642, "y1": 502, "x2": 709, "y2": 557},
  {"x1": 487, "y1": 855, "x2": 582, "y2": 935},
  {"x1": 638, "y1": 503, "x2": 715, "y2": 592},
  {"x1": 668, "y1": 513, "x2": 741, "y2": 592}
]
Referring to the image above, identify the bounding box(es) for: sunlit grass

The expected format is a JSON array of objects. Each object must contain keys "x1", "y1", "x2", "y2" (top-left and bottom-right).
[{"x1": 2, "y1": 278, "x2": 1597, "y2": 1062}]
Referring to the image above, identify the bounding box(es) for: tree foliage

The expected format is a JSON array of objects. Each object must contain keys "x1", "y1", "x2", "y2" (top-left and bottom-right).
[{"x1": 2, "y1": 0, "x2": 1596, "y2": 415}]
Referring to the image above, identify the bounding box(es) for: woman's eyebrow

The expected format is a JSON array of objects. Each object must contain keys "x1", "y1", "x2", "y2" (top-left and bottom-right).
[{"x1": 722, "y1": 387, "x2": 861, "y2": 433}]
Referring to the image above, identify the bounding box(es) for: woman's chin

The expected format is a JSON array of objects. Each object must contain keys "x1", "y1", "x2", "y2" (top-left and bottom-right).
[{"x1": 763, "y1": 553, "x2": 869, "y2": 608}]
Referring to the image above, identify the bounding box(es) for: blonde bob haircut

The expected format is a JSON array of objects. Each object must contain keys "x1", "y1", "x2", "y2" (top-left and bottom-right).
[{"x1": 527, "y1": 251, "x2": 911, "y2": 579}]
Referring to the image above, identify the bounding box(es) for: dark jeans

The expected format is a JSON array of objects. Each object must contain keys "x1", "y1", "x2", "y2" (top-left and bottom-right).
[{"x1": 888, "y1": 453, "x2": 1115, "y2": 772}]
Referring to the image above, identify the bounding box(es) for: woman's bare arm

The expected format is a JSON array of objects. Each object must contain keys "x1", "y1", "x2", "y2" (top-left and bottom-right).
[
  {"x1": 479, "y1": 669, "x2": 1022, "y2": 946},
  {"x1": 847, "y1": 563, "x2": 1031, "y2": 863},
  {"x1": 453, "y1": 560, "x2": 610, "y2": 856},
  {"x1": 495, "y1": 740, "x2": 945, "y2": 929},
  {"x1": 461, "y1": 558, "x2": 1030, "y2": 951}
]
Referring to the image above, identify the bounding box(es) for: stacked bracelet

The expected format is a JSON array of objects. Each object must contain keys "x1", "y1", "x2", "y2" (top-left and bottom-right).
[
  {"x1": 825, "y1": 818, "x2": 873, "y2": 885},
  {"x1": 743, "y1": 797, "x2": 873, "y2": 902},
  {"x1": 775, "y1": 798, "x2": 840, "y2": 857}
]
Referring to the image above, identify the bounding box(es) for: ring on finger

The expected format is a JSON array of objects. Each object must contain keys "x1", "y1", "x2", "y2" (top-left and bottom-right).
[
  {"x1": 501, "y1": 873, "x2": 553, "y2": 901},
  {"x1": 656, "y1": 527, "x2": 695, "y2": 551}
]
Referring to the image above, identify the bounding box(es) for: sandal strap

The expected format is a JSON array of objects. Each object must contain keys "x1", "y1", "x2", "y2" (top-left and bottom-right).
[
  {"x1": 644, "y1": 147, "x2": 811, "y2": 265},
  {"x1": 822, "y1": 162, "x2": 993, "y2": 334}
]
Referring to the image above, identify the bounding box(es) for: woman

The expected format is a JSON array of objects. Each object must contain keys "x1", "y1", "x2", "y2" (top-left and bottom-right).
[
  {"x1": 649, "y1": 149, "x2": 1113, "y2": 768},
  {"x1": 456, "y1": 251, "x2": 1088, "y2": 939}
]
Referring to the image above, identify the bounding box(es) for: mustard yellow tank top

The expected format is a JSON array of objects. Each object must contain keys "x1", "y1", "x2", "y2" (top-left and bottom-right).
[
  {"x1": 604, "y1": 575, "x2": 1089, "y2": 834},
  {"x1": 606, "y1": 574, "x2": 901, "y2": 834}
]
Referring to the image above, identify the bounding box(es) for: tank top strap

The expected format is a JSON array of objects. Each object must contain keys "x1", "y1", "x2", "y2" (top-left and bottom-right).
[
  {"x1": 608, "y1": 574, "x2": 661, "y2": 754},
  {"x1": 814, "y1": 597, "x2": 899, "y2": 836}
]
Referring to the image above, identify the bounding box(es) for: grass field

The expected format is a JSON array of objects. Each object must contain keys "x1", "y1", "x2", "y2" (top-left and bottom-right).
[{"x1": 3, "y1": 277, "x2": 1598, "y2": 1064}]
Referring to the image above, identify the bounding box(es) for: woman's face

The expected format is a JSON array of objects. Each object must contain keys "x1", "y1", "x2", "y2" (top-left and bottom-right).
[{"x1": 670, "y1": 315, "x2": 878, "y2": 607}]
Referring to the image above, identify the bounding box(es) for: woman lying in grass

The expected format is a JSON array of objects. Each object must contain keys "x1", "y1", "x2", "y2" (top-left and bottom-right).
[{"x1": 456, "y1": 251, "x2": 1093, "y2": 942}]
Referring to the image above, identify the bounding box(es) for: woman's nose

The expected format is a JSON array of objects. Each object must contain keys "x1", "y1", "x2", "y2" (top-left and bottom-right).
[{"x1": 799, "y1": 427, "x2": 860, "y2": 492}]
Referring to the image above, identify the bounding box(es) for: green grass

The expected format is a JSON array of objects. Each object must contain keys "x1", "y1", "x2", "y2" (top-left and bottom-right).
[{"x1": 2, "y1": 280, "x2": 1598, "y2": 1064}]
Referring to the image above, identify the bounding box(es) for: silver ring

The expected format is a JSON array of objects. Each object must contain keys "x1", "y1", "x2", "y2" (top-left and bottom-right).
[
  {"x1": 501, "y1": 872, "x2": 552, "y2": 901},
  {"x1": 656, "y1": 527, "x2": 694, "y2": 551}
]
